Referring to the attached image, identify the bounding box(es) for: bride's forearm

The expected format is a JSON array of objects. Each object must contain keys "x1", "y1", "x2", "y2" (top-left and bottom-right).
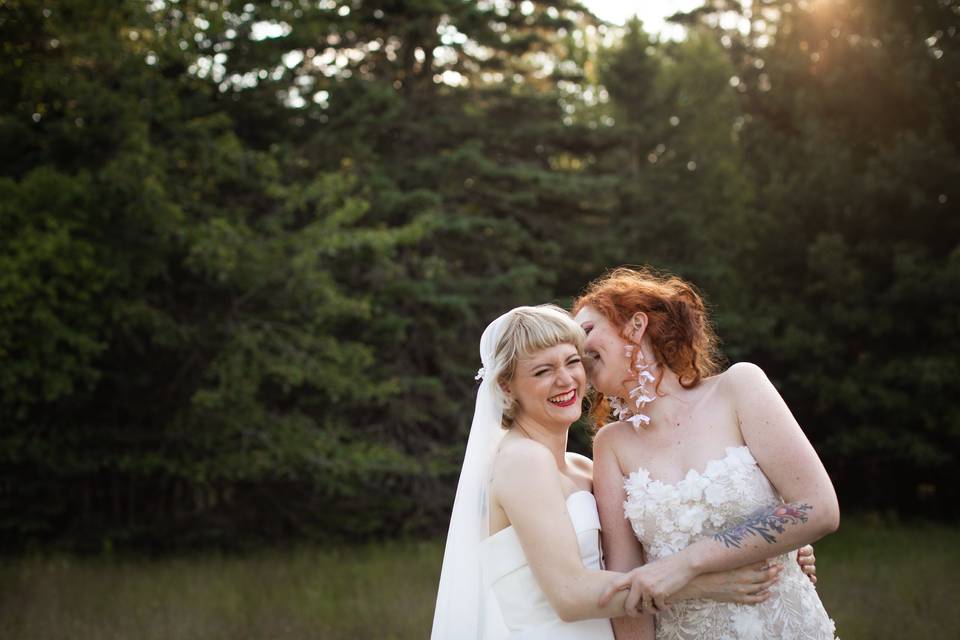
[
  {"x1": 613, "y1": 500, "x2": 836, "y2": 609},
  {"x1": 555, "y1": 569, "x2": 635, "y2": 622},
  {"x1": 685, "y1": 501, "x2": 838, "y2": 576}
]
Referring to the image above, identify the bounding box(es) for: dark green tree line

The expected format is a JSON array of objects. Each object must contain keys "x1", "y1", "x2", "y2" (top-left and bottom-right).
[
  {"x1": 1, "y1": 0, "x2": 957, "y2": 550},
  {"x1": 671, "y1": 0, "x2": 960, "y2": 510}
]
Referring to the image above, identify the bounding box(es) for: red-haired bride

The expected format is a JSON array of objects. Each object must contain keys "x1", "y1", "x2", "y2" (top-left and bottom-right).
[{"x1": 574, "y1": 267, "x2": 838, "y2": 640}]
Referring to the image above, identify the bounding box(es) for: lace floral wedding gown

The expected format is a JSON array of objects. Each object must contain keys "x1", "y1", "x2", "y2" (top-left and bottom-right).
[{"x1": 623, "y1": 446, "x2": 837, "y2": 640}]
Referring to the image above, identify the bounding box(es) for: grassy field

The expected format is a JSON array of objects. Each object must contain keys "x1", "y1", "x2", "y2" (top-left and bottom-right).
[
  {"x1": 811, "y1": 516, "x2": 960, "y2": 638},
  {"x1": 1, "y1": 518, "x2": 957, "y2": 639}
]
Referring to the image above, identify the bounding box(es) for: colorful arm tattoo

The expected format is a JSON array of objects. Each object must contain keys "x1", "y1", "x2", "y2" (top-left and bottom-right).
[{"x1": 712, "y1": 503, "x2": 813, "y2": 549}]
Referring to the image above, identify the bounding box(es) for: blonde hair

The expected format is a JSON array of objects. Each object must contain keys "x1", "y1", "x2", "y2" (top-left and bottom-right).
[{"x1": 489, "y1": 305, "x2": 585, "y2": 428}]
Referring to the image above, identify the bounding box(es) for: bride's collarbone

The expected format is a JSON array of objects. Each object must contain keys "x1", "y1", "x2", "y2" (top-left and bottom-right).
[{"x1": 618, "y1": 419, "x2": 743, "y2": 480}]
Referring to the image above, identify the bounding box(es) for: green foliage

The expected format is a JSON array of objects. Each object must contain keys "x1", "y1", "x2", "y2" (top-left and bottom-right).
[
  {"x1": 672, "y1": 0, "x2": 960, "y2": 508},
  {"x1": 0, "y1": 168, "x2": 109, "y2": 414},
  {"x1": 0, "y1": 0, "x2": 957, "y2": 550}
]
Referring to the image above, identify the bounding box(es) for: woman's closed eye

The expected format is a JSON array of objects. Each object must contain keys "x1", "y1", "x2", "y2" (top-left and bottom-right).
[{"x1": 533, "y1": 357, "x2": 580, "y2": 376}]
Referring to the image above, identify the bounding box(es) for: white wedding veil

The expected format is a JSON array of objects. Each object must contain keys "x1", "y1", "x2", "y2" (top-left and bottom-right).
[{"x1": 430, "y1": 309, "x2": 514, "y2": 640}]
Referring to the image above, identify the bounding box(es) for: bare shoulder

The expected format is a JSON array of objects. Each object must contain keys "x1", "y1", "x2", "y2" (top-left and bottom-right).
[
  {"x1": 723, "y1": 361, "x2": 768, "y2": 382},
  {"x1": 492, "y1": 437, "x2": 569, "y2": 516},
  {"x1": 718, "y1": 362, "x2": 774, "y2": 396},
  {"x1": 565, "y1": 451, "x2": 594, "y2": 474},
  {"x1": 494, "y1": 436, "x2": 556, "y2": 485},
  {"x1": 716, "y1": 362, "x2": 793, "y2": 423},
  {"x1": 564, "y1": 451, "x2": 594, "y2": 491},
  {"x1": 592, "y1": 420, "x2": 634, "y2": 455}
]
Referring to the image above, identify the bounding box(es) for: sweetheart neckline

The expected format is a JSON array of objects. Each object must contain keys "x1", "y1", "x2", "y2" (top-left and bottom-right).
[{"x1": 625, "y1": 445, "x2": 754, "y2": 490}]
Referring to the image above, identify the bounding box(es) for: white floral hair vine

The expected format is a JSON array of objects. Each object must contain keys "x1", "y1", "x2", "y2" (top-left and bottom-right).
[
  {"x1": 475, "y1": 367, "x2": 486, "y2": 381},
  {"x1": 608, "y1": 344, "x2": 657, "y2": 431}
]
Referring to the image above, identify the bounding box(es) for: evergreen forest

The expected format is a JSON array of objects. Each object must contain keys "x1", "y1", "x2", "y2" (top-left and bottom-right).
[{"x1": 2, "y1": 0, "x2": 958, "y2": 552}]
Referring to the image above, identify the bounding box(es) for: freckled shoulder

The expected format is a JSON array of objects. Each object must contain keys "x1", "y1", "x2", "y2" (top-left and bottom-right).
[
  {"x1": 591, "y1": 420, "x2": 636, "y2": 458},
  {"x1": 716, "y1": 361, "x2": 786, "y2": 424},
  {"x1": 593, "y1": 419, "x2": 635, "y2": 444},
  {"x1": 718, "y1": 361, "x2": 771, "y2": 396},
  {"x1": 723, "y1": 361, "x2": 766, "y2": 379}
]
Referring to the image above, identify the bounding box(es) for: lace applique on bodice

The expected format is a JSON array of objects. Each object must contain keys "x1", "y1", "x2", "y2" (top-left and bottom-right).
[{"x1": 623, "y1": 446, "x2": 837, "y2": 640}]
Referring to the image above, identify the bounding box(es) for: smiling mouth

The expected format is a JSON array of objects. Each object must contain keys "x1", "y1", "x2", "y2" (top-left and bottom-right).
[{"x1": 548, "y1": 389, "x2": 577, "y2": 407}]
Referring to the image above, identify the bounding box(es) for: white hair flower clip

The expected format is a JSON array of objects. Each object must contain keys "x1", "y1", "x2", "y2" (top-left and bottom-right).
[{"x1": 475, "y1": 367, "x2": 486, "y2": 381}]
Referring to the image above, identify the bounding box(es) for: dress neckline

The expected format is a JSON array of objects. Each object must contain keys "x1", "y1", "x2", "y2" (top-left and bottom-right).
[
  {"x1": 627, "y1": 445, "x2": 753, "y2": 489},
  {"x1": 484, "y1": 490, "x2": 594, "y2": 542}
]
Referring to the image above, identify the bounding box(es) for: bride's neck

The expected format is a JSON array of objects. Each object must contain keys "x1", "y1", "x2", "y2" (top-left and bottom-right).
[
  {"x1": 511, "y1": 417, "x2": 569, "y2": 468},
  {"x1": 613, "y1": 364, "x2": 694, "y2": 421},
  {"x1": 642, "y1": 367, "x2": 702, "y2": 422},
  {"x1": 651, "y1": 366, "x2": 686, "y2": 398}
]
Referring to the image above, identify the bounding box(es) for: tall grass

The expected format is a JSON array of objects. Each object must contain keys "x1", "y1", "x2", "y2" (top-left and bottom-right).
[
  {"x1": 1, "y1": 518, "x2": 957, "y2": 639},
  {"x1": 813, "y1": 516, "x2": 960, "y2": 639},
  {"x1": 0, "y1": 541, "x2": 441, "y2": 640}
]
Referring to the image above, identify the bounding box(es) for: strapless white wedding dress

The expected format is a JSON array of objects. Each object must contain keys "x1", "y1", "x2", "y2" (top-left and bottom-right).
[
  {"x1": 623, "y1": 446, "x2": 837, "y2": 640},
  {"x1": 480, "y1": 491, "x2": 615, "y2": 639}
]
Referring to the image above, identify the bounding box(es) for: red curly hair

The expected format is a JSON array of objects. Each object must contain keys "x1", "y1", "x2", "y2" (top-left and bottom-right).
[{"x1": 572, "y1": 266, "x2": 723, "y2": 429}]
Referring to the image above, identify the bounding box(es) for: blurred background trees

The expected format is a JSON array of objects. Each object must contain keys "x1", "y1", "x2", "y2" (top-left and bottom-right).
[{"x1": 1, "y1": 0, "x2": 957, "y2": 551}]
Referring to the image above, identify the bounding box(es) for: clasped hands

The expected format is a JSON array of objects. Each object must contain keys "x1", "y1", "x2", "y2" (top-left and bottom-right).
[
  {"x1": 599, "y1": 545, "x2": 817, "y2": 617},
  {"x1": 599, "y1": 552, "x2": 696, "y2": 616}
]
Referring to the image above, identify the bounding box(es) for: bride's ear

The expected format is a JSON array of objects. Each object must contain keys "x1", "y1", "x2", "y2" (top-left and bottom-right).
[{"x1": 628, "y1": 311, "x2": 649, "y2": 343}]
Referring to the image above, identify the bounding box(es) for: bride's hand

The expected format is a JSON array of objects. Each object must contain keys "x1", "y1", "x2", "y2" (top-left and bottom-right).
[
  {"x1": 797, "y1": 544, "x2": 817, "y2": 584},
  {"x1": 599, "y1": 555, "x2": 696, "y2": 616},
  {"x1": 672, "y1": 561, "x2": 782, "y2": 604}
]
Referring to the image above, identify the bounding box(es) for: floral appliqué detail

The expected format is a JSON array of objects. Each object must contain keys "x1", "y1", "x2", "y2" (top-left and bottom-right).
[{"x1": 622, "y1": 446, "x2": 837, "y2": 640}]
